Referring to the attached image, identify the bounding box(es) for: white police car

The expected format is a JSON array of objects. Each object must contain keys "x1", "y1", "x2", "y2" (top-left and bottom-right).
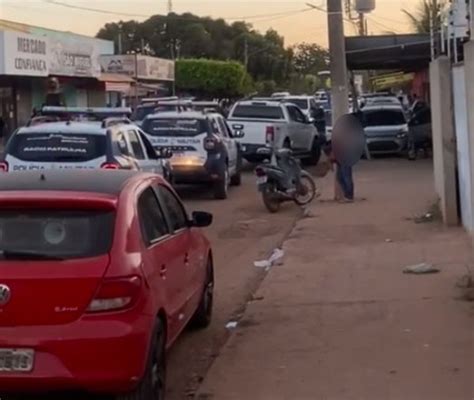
[
  {"x1": 1, "y1": 108, "x2": 170, "y2": 178},
  {"x1": 140, "y1": 111, "x2": 244, "y2": 199}
]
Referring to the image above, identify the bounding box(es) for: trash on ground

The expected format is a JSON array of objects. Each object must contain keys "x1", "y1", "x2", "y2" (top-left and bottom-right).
[
  {"x1": 225, "y1": 321, "x2": 238, "y2": 329},
  {"x1": 403, "y1": 263, "x2": 440, "y2": 274},
  {"x1": 413, "y1": 212, "x2": 434, "y2": 224},
  {"x1": 404, "y1": 328, "x2": 411, "y2": 333},
  {"x1": 385, "y1": 238, "x2": 393, "y2": 243},
  {"x1": 456, "y1": 274, "x2": 473, "y2": 289},
  {"x1": 254, "y1": 248, "x2": 285, "y2": 269},
  {"x1": 302, "y1": 207, "x2": 317, "y2": 218}
]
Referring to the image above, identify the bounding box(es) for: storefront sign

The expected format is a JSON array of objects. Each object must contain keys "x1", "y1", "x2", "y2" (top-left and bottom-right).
[
  {"x1": 49, "y1": 37, "x2": 101, "y2": 78},
  {"x1": 1, "y1": 31, "x2": 49, "y2": 76},
  {"x1": 100, "y1": 55, "x2": 137, "y2": 77},
  {"x1": 100, "y1": 55, "x2": 175, "y2": 81}
]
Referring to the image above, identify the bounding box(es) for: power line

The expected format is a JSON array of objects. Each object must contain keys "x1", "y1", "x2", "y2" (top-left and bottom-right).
[
  {"x1": 41, "y1": 0, "x2": 312, "y2": 22},
  {"x1": 249, "y1": 8, "x2": 313, "y2": 24},
  {"x1": 366, "y1": 16, "x2": 402, "y2": 34}
]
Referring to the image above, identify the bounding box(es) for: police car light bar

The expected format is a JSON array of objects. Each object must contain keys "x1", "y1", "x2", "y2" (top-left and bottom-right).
[
  {"x1": 141, "y1": 97, "x2": 178, "y2": 104},
  {"x1": 41, "y1": 106, "x2": 132, "y2": 116}
]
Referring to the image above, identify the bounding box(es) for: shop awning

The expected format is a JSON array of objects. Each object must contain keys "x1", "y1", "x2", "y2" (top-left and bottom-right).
[
  {"x1": 345, "y1": 34, "x2": 431, "y2": 71},
  {"x1": 98, "y1": 73, "x2": 135, "y2": 93}
]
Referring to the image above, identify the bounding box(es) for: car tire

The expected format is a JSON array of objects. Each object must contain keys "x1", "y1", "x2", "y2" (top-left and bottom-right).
[
  {"x1": 214, "y1": 165, "x2": 229, "y2": 200},
  {"x1": 116, "y1": 320, "x2": 166, "y2": 400},
  {"x1": 189, "y1": 259, "x2": 214, "y2": 329},
  {"x1": 230, "y1": 156, "x2": 242, "y2": 186},
  {"x1": 303, "y1": 139, "x2": 321, "y2": 166}
]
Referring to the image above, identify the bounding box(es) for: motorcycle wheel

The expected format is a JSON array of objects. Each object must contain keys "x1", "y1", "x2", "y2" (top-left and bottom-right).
[
  {"x1": 294, "y1": 171, "x2": 316, "y2": 206},
  {"x1": 262, "y1": 183, "x2": 281, "y2": 213}
]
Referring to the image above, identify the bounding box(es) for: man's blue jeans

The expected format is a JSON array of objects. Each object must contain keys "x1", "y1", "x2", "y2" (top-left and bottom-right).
[{"x1": 336, "y1": 164, "x2": 354, "y2": 200}]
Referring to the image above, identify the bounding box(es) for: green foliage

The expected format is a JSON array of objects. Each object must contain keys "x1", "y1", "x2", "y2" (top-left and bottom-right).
[
  {"x1": 291, "y1": 43, "x2": 329, "y2": 76},
  {"x1": 176, "y1": 59, "x2": 252, "y2": 97},
  {"x1": 96, "y1": 13, "x2": 329, "y2": 92}
]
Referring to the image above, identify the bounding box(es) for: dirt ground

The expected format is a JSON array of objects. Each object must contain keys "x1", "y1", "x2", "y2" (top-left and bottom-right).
[{"x1": 166, "y1": 169, "x2": 303, "y2": 399}]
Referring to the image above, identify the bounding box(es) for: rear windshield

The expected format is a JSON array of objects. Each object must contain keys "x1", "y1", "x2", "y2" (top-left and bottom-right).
[
  {"x1": 363, "y1": 110, "x2": 406, "y2": 127},
  {"x1": 133, "y1": 105, "x2": 178, "y2": 121},
  {"x1": 142, "y1": 118, "x2": 208, "y2": 137},
  {"x1": 8, "y1": 133, "x2": 106, "y2": 162},
  {"x1": 231, "y1": 105, "x2": 283, "y2": 120},
  {"x1": 0, "y1": 210, "x2": 114, "y2": 260},
  {"x1": 285, "y1": 99, "x2": 309, "y2": 110}
]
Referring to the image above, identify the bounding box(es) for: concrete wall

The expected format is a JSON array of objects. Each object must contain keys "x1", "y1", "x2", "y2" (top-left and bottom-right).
[
  {"x1": 430, "y1": 57, "x2": 459, "y2": 225},
  {"x1": 463, "y1": 41, "x2": 474, "y2": 234},
  {"x1": 452, "y1": 64, "x2": 472, "y2": 231}
]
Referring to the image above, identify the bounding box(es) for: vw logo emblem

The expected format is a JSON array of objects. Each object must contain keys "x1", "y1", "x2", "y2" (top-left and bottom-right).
[{"x1": 0, "y1": 284, "x2": 11, "y2": 306}]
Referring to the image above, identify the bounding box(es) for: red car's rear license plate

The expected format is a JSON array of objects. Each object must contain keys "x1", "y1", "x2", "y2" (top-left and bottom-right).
[{"x1": 0, "y1": 349, "x2": 34, "y2": 372}]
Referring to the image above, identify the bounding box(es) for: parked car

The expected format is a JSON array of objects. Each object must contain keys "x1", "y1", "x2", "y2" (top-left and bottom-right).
[
  {"x1": 1, "y1": 115, "x2": 171, "y2": 180},
  {"x1": 227, "y1": 100, "x2": 321, "y2": 165},
  {"x1": 0, "y1": 170, "x2": 213, "y2": 399},
  {"x1": 407, "y1": 106, "x2": 432, "y2": 160},
  {"x1": 191, "y1": 101, "x2": 227, "y2": 117},
  {"x1": 362, "y1": 96, "x2": 403, "y2": 109},
  {"x1": 283, "y1": 96, "x2": 326, "y2": 139},
  {"x1": 132, "y1": 99, "x2": 192, "y2": 126},
  {"x1": 141, "y1": 111, "x2": 243, "y2": 199},
  {"x1": 362, "y1": 105, "x2": 409, "y2": 155}
]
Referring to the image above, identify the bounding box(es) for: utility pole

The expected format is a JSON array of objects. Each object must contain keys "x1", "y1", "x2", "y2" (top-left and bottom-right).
[
  {"x1": 167, "y1": 0, "x2": 173, "y2": 14},
  {"x1": 358, "y1": 12, "x2": 365, "y2": 35},
  {"x1": 326, "y1": 0, "x2": 349, "y2": 122}
]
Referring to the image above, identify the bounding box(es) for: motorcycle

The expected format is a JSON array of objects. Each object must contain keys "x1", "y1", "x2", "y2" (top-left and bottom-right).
[{"x1": 255, "y1": 148, "x2": 317, "y2": 213}]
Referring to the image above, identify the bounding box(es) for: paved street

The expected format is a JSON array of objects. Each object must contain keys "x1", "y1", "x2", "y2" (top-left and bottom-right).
[{"x1": 196, "y1": 159, "x2": 474, "y2": 400}]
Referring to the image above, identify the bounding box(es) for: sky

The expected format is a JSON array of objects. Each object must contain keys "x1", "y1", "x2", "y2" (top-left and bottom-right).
[{"x1": 0, "y1": 0, "x2": 418, "y2": 46}]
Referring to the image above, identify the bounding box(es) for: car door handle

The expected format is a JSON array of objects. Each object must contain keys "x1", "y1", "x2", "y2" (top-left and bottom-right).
[
  {"x1": 160, "y1": 265, "x2": 167, "y2": 279},
  {"x1": 184, "y1": 253, "x2": 190, "y2": 266}
]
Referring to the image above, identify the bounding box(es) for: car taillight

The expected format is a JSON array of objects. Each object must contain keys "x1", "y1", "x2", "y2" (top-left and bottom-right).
[
  {"x1": 255, "y1": 167, "x2": 266, "y2": 177},
  {"x1": 204, "y1": 135, "x2": 219, "y2": 151},
  {"x1": 0, "y1": 161, "x2": 8, "y2": 172},
  {"x1": 101, "y1": 162, "x2": 120, "y2": 170},
  {"x1": 266, "y1": 126, "x2": 275, "y2": 144},
  {"x1": 87, "y1": 276, "x2": 142, "y2": 313}
]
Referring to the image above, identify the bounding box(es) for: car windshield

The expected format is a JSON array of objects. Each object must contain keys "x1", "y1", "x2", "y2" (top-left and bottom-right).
[
  {"x1": 286, "y1": 99, "x2": 309, "y2": 110},
  {"x1": 363, "y1": 110, "x2": 406, "y2": 127},
  {"x1": 142, "y1": 118, "x2": 208, "y2": 137},
  {"x1": 8, "y1": 133, "x2": 107, "y2": 163},
  {"x1": 231, "y1": 105, "x2": 283, "y2": 120},
  {"x1": 0, "y1": 210, "x2": 114, "y2": 259}
]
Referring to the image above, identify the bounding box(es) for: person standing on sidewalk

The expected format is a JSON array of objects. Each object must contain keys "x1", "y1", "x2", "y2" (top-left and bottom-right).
[{"x1": 330, "y1": 112, "x2": 365, "y2": 202}]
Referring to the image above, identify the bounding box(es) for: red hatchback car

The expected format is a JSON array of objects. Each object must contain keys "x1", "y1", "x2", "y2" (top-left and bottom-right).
[{"x1": 0, "y1": 170, "x2": 214, "y2": 399}]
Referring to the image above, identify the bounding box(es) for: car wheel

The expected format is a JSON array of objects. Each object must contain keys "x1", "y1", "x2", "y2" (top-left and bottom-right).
[
  {"x1": 303, "y1": 139, "x2": 322, "y2": 166},
  {"x1": 214, "y1": 165, "x2": 229, "y2": 200},
  {"x1": 189, "y1": 259, "x2": 214, "y2": 329},
  {"x1": 116, "y1": 320, "x2": 166, "y2": 400},
  {"x1": 230, "y1": 156, "x2": 242, "y2": 186}
]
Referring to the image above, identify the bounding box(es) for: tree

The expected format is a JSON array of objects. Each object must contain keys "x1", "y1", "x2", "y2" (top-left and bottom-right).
[
  {"x1": 176, "y1": 59, "x2": 252, "y2": 97},
  {"x1": 96, "y1": 13, "x2": 293, "y2": 85},
  {"x1": 291, "y1": 43, "x2": 329, "y2": 76},
  {"x1": 402, "y1": 0, "x2": 445, "y2": 34}
]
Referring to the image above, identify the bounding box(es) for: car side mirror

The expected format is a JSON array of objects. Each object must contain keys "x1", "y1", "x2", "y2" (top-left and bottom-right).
[
  {"x1": 156, "y1": 148, "x2": 173, "y2": 159},
  {"x1": 191, "y1": 211, "x2": 213, "y2": 228},
  {"x1": 233, "y1": 130, "x2": 245, "y2": 138}
]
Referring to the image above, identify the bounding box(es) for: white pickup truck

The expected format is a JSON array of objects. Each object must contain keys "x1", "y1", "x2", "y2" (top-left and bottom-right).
[{"x1": 227, "y1": 100, "x2": 321, "y2": 165}]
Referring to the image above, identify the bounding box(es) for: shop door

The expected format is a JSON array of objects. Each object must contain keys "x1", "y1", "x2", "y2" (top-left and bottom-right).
[{"x1": 0, "y1": 88, "x2": 16, "y2": 141}]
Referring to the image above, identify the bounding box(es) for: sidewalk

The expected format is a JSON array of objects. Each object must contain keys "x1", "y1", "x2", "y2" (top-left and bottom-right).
[{"x1": 197, "y1": 159, "x2": 474, "y2": 400}]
